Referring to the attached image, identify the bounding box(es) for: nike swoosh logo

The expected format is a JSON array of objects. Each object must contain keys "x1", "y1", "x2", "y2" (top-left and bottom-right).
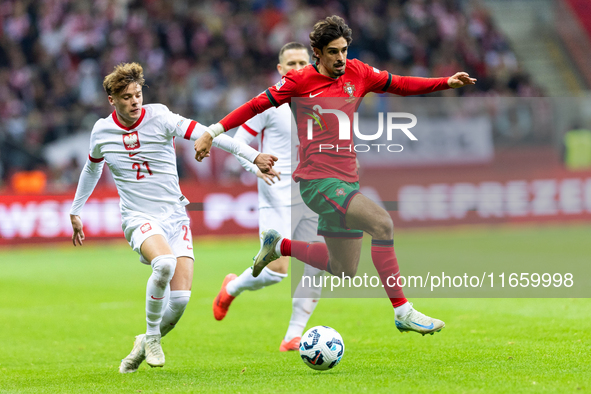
[
  {"x1": 412, "y1": 322, "x2": 434, "y2": 329},
  {"x1": 129, "y1": 152, "x2": 140, "y2": 157},
  {"x1": 150, "y1": 295, "x2": 165, "y2": 300},
  {"x1": 309, "y1": 91, "x2": 323, "y2": 98}
]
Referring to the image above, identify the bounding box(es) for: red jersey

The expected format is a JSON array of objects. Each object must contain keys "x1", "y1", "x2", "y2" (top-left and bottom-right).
[{"x1": 220, "y1": 58, "x2": 450, "y2": 183}]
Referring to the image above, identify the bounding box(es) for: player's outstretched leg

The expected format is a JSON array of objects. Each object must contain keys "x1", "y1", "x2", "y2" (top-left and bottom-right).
[
  {"x1": 213, "y1": 273, "x2": 237, "y2": 321},
  {"x1": 119, "y1": 334, "x2": 146, "y2": 373},
  {"x1": 270, "y1": 237, "x2": 331, "y2": 273},
  {"x1": 343, "y1": 193, "x2": 446, "y2": 336},
  {"x1": 281, "y1": 265, "x2": 323, "y2": 351},
  {"x1": 252, "y1": 230, "x2": 282, "y2": 277},
  {"x1": 395, "y1": 303, "x2": 445, "y2": 336},
  {"x1": 214, "y1": 266, "x2": 287, "y2": 321}
]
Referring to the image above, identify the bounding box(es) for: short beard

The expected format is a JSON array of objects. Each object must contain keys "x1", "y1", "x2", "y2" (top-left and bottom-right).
[{"x1": 333, "y1": 67, "x2": 345, "y2": 76}]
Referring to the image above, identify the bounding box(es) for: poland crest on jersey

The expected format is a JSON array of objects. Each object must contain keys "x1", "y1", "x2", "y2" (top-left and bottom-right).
[{"x1": 123, "y1": 131, "x2": 140, "y2": 150}]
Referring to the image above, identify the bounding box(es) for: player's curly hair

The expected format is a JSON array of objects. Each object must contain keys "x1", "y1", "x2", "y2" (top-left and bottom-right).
[
  {"x1": 309, "y1": 15, "x2": 353, "y2": 60},
  {"x1": 103, "y1": 62, "x2": 145, "y2": 96}
]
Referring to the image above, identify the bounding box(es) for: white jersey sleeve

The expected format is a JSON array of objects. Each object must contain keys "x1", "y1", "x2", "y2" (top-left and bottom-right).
[
  {"x1": 69, "y1": 159, "x2": 105, "y2": 216},
  {"x1": 159, "y1": 105, "x2": 260, "y2": 164},
  {"x1": 70, "y1": 128, "x2": 105, "y2": 216},
  {"x1": 234, "y1": 113, "x2": 267, "y2": 174},
  {"x1": 89, "y1": 126, "x2": 103, "y2": 161}
]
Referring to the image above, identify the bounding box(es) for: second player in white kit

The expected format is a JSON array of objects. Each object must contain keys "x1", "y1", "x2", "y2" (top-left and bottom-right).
[{"x1": 212, "y1": 43, "x2": 325, "y2": 352}]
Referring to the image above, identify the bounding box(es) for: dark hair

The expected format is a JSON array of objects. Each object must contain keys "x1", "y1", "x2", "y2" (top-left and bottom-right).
[
  {"x1": 278, "y1": 42, "x2": 309, "y2": 63},
  {"x1": 309, "y1": 15, "x2": 353, "y2": 60},
  {"x1": 103, "y1": 62, "x2": 145, "y2": 96}
]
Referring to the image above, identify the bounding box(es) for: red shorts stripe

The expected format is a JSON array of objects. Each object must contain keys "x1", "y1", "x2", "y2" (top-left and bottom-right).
[
  {"x1": 184, "y1": 120, "x2": 198, "y2": 140},
  {"x1": 242, "y1": 123, "x2": 259, "y2": 137},
  {"x1": 88, "y1": 155, "x2": 104, "y2": 163},
  {"x1": 318, "y1": 191, "x2": 347, "y2": 217}
]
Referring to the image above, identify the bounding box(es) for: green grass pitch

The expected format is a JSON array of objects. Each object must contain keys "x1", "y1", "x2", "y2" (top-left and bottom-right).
[{"x1": 0, "y1": 225, "x2": 590, "y2": 393}]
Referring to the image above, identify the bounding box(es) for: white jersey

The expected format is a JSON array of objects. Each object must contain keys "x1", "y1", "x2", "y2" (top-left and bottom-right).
[
  {"x1": 71, "y1": 103, "x2": 259, "y2": 220},
  {"x1": 235, "y1": 103, "x2": 303, "y2": 208}
]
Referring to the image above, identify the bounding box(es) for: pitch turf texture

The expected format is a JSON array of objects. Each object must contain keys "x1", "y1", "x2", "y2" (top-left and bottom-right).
[{"x1": 1, "y1": 225, "x2": 589, "y2": 393}]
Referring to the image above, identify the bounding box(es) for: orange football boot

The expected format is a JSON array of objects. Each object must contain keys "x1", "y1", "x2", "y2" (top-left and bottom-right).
[
  {"x1": 279, "y1": 337, "x2": 301, "y2": 352},
  {"x1": 213, "y1": 273, "x2": 237, "y2": 321}
]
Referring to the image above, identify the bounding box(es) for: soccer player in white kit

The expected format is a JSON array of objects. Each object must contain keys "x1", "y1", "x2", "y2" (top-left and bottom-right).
[
  {"x1": 212, "y1": 43, "x2": 325, "y2": 352},
  {"x1": 69, "y1": 63, "x2": 277, "y2": 372}
]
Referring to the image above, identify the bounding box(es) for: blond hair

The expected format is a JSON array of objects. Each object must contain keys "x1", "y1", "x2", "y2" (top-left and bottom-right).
[{"x1": 103, "y1": 62, "x2": 145, "y2": 96}]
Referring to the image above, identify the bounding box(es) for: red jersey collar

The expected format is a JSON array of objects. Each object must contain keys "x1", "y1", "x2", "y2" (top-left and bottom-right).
[{"x1": 112, "y1": 108, "x2": 146, "y2": 131}]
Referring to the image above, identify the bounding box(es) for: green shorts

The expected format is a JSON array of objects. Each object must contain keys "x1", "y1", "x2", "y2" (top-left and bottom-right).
[{"x1": 299, "y1": 178, "x2": 364, "y2": 238}]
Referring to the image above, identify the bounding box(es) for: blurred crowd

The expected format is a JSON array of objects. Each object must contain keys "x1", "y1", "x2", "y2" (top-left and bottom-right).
[{"x1": 0, "y1": 0, "x2": 540, "y2": 193}]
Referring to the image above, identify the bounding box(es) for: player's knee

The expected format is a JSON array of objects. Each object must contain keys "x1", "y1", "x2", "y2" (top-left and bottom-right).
[
  {"x1": 372, "y1": 215, "x2": 393, "y2": 239},
  {"x1": 151, "y1": 254, "x2": 177, "y2": 286},
  {"x1": 341, "y1": 267, "x2": 358, "y2": 278},
  {"x1": 329, "y1": 264, "x2": 357, "y2": 278}
]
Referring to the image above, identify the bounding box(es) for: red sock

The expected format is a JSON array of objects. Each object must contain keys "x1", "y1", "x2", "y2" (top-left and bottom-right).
[
  {"x1": 282, "y1": 239, "x2": 329, "y2": 272},
  {"x1": 371, "y1": 239, "x2": 407, "y2": 308},
  {"x1": 280, "y1": 238, "x2": 291, "y2": 256}
]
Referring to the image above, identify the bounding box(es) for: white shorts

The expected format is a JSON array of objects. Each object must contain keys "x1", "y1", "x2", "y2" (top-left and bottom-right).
[
  {"x1": 122, "y1": 208, "x2": 194, "y2": 265},
  {"x1": 258, "y1": 203, "x2": 324, "y2": 247}
]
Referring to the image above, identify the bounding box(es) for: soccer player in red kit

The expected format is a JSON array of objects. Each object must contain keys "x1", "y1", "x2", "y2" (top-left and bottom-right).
[{"x1": 195, "y1": 15, "x2": 476, "y2": 335}]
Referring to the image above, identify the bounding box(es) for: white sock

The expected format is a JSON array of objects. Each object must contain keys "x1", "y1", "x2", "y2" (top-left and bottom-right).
[
  {"x1": 226, "y1": 266, "x2": 287, "y2": 297},
  {"x1": 160, "y1": 290, "x2": 191, "y2": 337},
  {"x1": 274, "y1": 236, "x2": 285, "y2": 256},
  {"x1": 394, "y1": 301, "x2": 411, "y2": 318},
  {"x1": 285, "y1": 265, "x2": 323, "y2": 341},
  {"x1": 146, "y1": 254, "x2": 177, "y2": 336}
]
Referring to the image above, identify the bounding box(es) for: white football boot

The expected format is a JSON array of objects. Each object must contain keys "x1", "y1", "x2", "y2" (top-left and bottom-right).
[
  {"x1": 144, "y1": 334, "x2": 165, "y2": 367},
  {"x1": 252, "y1": 230, "x2": 281, "y2": 277},
  {"x1": 119, "y1": 334, "x2": 146, "y2": 373},
  {"x1": 395, "y1": 304, "x2": 445, "y2": 336}
]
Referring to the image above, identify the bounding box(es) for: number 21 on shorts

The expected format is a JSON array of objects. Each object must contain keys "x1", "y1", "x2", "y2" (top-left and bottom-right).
[{"x1": 182, "y1": 225, "x2": 193, "y2": 250}]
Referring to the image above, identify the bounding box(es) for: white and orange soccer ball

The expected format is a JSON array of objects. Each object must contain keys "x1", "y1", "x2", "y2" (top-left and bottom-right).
[{"x1": 299, "y1": 326, "x2": 345, "y2": 371}]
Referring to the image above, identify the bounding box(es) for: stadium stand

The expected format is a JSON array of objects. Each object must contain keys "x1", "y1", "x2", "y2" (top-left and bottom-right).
[{"x1": 0, "y1": 0, "x2": 541, "y2": 192}]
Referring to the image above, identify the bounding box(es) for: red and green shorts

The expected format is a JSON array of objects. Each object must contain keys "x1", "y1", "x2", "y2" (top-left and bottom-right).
[{"x1": 299, "y1": 178, "x2": 363, "y2": 239}]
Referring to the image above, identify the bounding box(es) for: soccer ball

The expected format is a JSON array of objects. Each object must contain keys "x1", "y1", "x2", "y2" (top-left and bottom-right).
[{"x1": 299, "y1": 326, "x2": 345, "y2": 371}]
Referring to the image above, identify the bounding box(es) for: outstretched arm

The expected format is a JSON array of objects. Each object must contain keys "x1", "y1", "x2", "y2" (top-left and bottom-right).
[
  {"x1": 214, "y1": 133, "x2": 277, "y2": 173},
  {"x1": 69, "y1": 157, "x2": 105, "y2": 246},
  {"x1": 386, "y1": 72, "x2": 476, "y2": 96},
  {"x1": 233, "y1": 125, "x2": 281, "y2": 185},
  {"x1": 447, "y1": 72, "x2": 477, "y2": 88},
  {"x1": 194, "y1": 93, "x2": 273, "y2": 162},
  {"x1": 362, "y1": 59, "x2": 476, "y2": 96},
  {"x1": 183, "y1": 120, "x2": 278, "y2": 173},
  {"x1": 232, "y1": 125, "x2": 259, "y2": 175}
]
